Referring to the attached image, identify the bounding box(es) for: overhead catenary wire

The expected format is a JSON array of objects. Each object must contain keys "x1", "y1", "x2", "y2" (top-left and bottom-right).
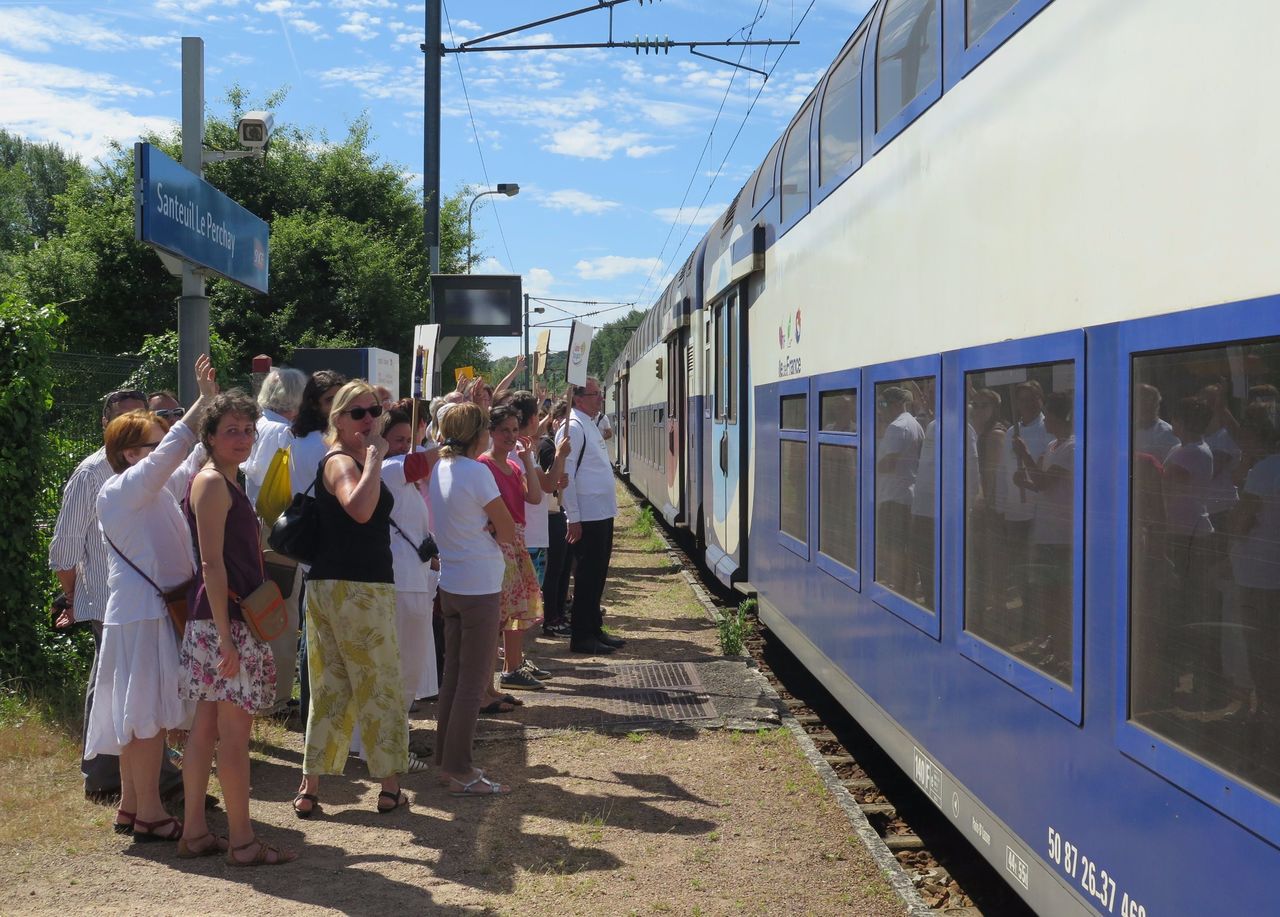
[
  {"x1": 637, "y1": 0, "x2": 817, "y2": 309},
  {"x1": 442, "y1": 0, "x2": 518, "y2": 276}
]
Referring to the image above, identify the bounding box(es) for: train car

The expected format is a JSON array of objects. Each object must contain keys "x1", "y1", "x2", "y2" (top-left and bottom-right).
[{"x1": 612, "y1": 0, "x2": 1280, "y2": 913}]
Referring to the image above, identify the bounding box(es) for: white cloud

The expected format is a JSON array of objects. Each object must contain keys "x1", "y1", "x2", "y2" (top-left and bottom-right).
[
  {"x1": 653, "y1": 202, "x2": 730, "y2": 228},
  {"x1": 0, "y1": 53, "x2": 173, "y2": 160},
  {"x1": 338, "y1": 11, "x2": 382, "y2": 40},
  {"x1": 333, "y1": 0, "x2": 394, "y2": 7},
  {"x1": 575, "y1": 256, "x2": 662, "y2": 281},
  {"x1": 539, "y1": 189, "x2": 620, "y2": 216},
  {"x1": 318, "y1": 63, "x2": 418, "y2": 101},
  {"x1": 0, "y1": 7, "x2": 171, "y2": 53},
  {"x1": 545, "y1": 119, "x2": 665, "y2": 161},
  {"x1": 525, "y1": 268, "x2": 554, "y2": 297}
]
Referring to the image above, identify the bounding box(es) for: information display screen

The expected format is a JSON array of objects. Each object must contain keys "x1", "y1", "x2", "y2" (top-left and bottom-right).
[{"x1": 431, "y1": 274, "x2": 523, "y2": 337}]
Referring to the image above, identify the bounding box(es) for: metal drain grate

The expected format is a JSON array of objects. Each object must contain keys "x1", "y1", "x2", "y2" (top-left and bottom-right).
[{"x1": 580, "y1": 662, "x2": 716, "y2": 726}]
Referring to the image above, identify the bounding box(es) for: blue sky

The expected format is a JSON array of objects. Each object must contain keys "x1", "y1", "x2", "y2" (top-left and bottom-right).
[{"x1": 0, "y1": 0, "x2": 873, "y2": 357}]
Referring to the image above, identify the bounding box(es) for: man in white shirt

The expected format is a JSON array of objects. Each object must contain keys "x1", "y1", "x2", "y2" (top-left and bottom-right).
[
  {"x1": 558, "y1": 377, "x2": 624, "y2": 654},
  {"x1": 49, "y1": 388, "x2": 181, "y2": 800},
  {"x1": 596, "y1": 407, "x2": 613, "y2": 441},
  {"x1": 875, "y1": 387, "x2": 924, "y2": 593}
]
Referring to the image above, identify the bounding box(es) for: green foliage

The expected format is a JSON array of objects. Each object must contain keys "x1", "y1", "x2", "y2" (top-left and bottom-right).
[
  {"x1": 717, "y1": 599, "x2": 754, "y2": 657},
  {"x1": 589, "y1": 308, "x2": 644, "y2": 381},
  {"x1": 633, "y1": 506, "x2": 657, "y2": 538},
  {"x1": 0, "y1": 296, "x2": 87, "y2": 691},
  {"x1": 440, "y1": 336, "x2": 493, "y2": 389},
  {"x1": 122, "y1": 329, "x2": 245, "y2": 396}
]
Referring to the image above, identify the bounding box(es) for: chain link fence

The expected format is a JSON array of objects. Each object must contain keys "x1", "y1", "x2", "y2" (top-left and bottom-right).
[{"x1": 38, "y1": 352, "x2": 144, "y2": 531}]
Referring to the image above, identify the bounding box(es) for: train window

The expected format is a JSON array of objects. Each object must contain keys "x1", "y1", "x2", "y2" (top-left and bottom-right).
[
  {"x1": 964, "y1": 361, "x2": 1075, "y2": 684},
  {"x1": 752, "y1": 140, "x2": 780, "y2": 210},
  {"x1": 819, "y1": 443, "x2": 858, "y2": 571},
  {"x1": 821, "y1": 389, "x2": 857, "y2": 432},
  {"x1": 781, "y1": 440, "x2": 808, "y2": 543},
  {"x1": 1130, "y1": 340, "x2": 1280, "y2": 799},
  {"x1": 781, "y1": 394, "x2": 807, "y2": 431},
  {"x1": 714, "y1": 303, "x2": 725, "y2": 420},
  {"x1": 876, "y1": 0, "x2": 940, "y2": 131},
  {"x1": 966, "y1": 0, "x2": 1017, "y2": 44},
  {"x1": 727, "y1": 298, "x2": 738, "y2": 422},
  {"x1": 820, "y1": 35, "x2": 864, "y2": 185},
  {"x1": 780, "y1": 100, "x2": 814, "y2": 225},
  {"x1": 873, "y1": 377, "x2": 936, "y2": 611}
]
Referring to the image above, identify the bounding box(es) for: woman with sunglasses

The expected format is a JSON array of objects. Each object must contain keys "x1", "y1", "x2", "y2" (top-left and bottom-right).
[
  {"x1": 84, "y1": 355, "x2": 218, "y2": 844},
  {"x1": 293, "y1": 381, "x2": 410, "y2": 817}
]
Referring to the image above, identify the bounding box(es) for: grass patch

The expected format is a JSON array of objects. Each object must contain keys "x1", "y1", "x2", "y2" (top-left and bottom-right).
[
  {"x1": 716, "y1": 600, "x2": 751, "y2": 656},
  {"x1": 633, "y1": 506, "x2": 657, "y2": 538}
]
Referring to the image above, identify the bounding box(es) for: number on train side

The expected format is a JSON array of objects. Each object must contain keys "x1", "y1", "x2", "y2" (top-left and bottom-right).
[{"x1": 1120, "y1": 894, "x2": 1146, "y2": 917}]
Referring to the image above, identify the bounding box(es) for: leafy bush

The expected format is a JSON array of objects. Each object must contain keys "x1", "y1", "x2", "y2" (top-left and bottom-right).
[
  {"x1": 0, "y1": 297, "x2": 88, "y2": 697},
  {"x1": 718, "y1": 600, "x2": 754, "y2": 656}
]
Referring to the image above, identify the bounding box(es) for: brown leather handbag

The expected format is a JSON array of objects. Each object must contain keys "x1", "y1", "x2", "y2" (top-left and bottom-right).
[
  {"x1": 104, "y1": 534, "x2": 193, "y2": 640},
  {"x1": 231, "y1": 549, "x2": 288, "y2": 643}
]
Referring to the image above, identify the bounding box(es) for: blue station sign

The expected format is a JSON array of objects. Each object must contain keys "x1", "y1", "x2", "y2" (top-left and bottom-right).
[{"x1": 134, "y1": 142, "x2": 269, "y2": 293}]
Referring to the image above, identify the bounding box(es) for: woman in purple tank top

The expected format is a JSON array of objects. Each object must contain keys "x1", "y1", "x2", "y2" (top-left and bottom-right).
[{"x1": 177, "y1": 391, "x2": 297, "y2": 866}]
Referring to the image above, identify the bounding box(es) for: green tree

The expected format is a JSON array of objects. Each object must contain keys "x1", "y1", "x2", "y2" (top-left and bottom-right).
[{"x1": 588, "y1": 308, "x2": 644, "y2": 380}]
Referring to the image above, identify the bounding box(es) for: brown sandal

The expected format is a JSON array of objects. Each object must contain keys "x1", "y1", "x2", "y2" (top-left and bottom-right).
[
  {"x1": 377, "y1": 788, "x2": 409, "y2": 814},
  {"x1": 226, "y1": 837, "x2": 296, "y2": 867},
  {"x1": 132, "y1": 816, "x2": 182, "y2": 843},
  {"x1": 177, "y1": 832, "x2": 228, "y2": 859},
  {"x1": 292, "y1": 792, "x2": 319, "y2": 819}
]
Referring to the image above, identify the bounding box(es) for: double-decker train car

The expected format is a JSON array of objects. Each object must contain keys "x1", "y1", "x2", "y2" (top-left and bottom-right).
[{"x1": 608, "y1": 0, "x2": 1280, "y2": 912}]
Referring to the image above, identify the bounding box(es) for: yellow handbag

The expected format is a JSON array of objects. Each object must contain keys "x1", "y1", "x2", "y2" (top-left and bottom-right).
[{"x1": 255, "y1": 445, "x2": 293, "y2": 526}]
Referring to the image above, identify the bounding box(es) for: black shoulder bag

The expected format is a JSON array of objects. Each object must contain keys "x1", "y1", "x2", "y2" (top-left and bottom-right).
[{"x1": 268, "y1": 451, "x2": 338, "y2": 565}]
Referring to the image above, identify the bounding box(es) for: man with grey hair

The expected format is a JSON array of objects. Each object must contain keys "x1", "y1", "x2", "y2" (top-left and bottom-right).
[
  {"x1": 558, "y1": 376, "x2": 625, "y2": 654},
  {"x1": 244, "y1": 365, "x2": 308, "y2": 716}
]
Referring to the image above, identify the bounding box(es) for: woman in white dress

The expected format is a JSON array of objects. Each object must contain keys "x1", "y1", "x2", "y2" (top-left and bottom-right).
[{"x1": 84, "y1": 355, "x2": 218, "y2": 842}]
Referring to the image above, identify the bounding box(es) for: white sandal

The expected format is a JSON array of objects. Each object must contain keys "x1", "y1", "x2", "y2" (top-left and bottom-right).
[
  {"x1": 407, "y1": 752, "x2": 432, "y2": 774},
  {"x1": 449, "y1": 770, "x2": 510, "y2": 797}
]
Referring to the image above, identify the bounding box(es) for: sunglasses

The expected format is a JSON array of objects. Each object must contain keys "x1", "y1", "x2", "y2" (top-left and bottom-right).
[
  {"x1": 137, "y1": 441, "x2": 162, "y2": 452},
  {"x1": 154, "y1": 408, "x2": 184, "y2": 419},
  {"x1": 105, "y1": 389, "x2": 146, "y2": 406},
  {"x1": 344, "y1": 404, "x2": 384, "y2": 421}
]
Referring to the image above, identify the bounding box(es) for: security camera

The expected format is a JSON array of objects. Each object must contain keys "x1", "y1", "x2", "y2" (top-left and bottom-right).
[{"x1": 237, "y1": 111, "x2": 274, "y2": 150}]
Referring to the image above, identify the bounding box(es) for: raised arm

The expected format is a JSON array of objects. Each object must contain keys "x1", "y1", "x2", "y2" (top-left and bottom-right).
[
  {"x1": 492, "y1": 354, "x2": 526, "y2": 402},
  {"x1": 325, "y1": 437, "x2": 388, "y2": 525}
]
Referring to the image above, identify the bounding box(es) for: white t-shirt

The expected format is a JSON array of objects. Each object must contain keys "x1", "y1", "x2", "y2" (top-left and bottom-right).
[
  {"x1": 289, "y1": 429, "x2": 330, "y2": 499},
  {"x1": 1203, "y1": 427, "x2": 1241, "y2": 516},
  {"x1": 429, "y1": 456, "x2": 505, "y2": 595},
  {"x1": 1163, "y1": 441, "x2": 1214, "y2": 537},
  {"x1": 1134, "y1": 419, "x2": 1179, "y2": 463},
  {"x1": 910, "y1": 419, "x2": 938, "y2": 518},
  {"x1": 996, "y1": 415, "x2": 1051, "y2": 522},
  {"x1": 876, "y1": 411, "x2": 923, "y2": 505},
  {"x1": 511, "y1": 448, "x2": 549, "y2": 548},
  {"x1": 1231, "y1": 454, "x2": 1280, "y2": 590},
  {"x1": 1032, "y1": 437, "x2": 1075, "y2": 545},
  {"x1": 596, "y1": 413, "x2": 612, "y2": 435},
  {"x1": 244, "y1": 409, "x2": 293, "y2": 504},
  {"x1": 383, "y1": 451, "x2": 435, "y2": 594}
]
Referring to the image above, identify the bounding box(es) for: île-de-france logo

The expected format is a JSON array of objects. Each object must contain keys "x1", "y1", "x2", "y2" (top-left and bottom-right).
[
  {"x1": 778, "y1": 309, "x2": 802, "y2": 349},
  {"x1": 571, "y1": 340, "x2": 587, "y2": 366}
]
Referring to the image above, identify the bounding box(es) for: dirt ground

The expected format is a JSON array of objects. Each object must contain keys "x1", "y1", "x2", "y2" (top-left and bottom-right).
[{"x1": 0, "y1": 487, "x2": 901, "y2": 916}]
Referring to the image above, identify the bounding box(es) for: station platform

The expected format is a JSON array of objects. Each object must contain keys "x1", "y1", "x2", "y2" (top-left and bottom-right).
[{"x1": 2, "y1": 487, "x2": 907, "y2": 916}]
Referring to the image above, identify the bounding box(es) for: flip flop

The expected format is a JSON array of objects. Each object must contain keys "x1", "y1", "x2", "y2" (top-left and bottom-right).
[
  {"x1": 479, "y1": 699, "x2": 514, "y2": 715},
  {"x1": 500, "y1": 693, "x2": 525, "y2": 707},
  {"x1": 449, "y1": 771, "x2": 510, "y2": 798}
]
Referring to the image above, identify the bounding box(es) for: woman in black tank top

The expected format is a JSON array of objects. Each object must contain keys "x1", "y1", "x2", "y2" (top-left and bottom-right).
[{"x1": 294, "y1": 381, "x2": 410, "y2": 818}]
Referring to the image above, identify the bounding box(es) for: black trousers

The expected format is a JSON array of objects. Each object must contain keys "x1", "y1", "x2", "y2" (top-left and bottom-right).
[
  {"x1": 570, "y1": 517, "x2": 614, "y2": 642},
  {"x1": 543, "y1": 510, "x2": 571, "y2": 626}
]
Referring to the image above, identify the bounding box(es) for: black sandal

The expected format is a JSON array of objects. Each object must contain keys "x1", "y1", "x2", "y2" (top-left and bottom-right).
[
  {"x1": 132, "y1": 816, "x2": 182, "y2": 843},
  {"x1": 292, "y1": 793, "x2": 319, "y2": 819},
  {"x1": 377, "y1": 789, "x2": 408, "y2": 814}
]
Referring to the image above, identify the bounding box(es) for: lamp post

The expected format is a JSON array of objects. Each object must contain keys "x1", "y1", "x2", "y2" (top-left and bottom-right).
[
  {"x1": 523, "y1": 295, "x2": 545, "y2": 389},
  {"x1": 466, "y1": 183, "x2": 519, "y2": 273}
]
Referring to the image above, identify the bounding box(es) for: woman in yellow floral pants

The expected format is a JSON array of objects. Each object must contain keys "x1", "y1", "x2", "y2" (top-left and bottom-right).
[{"x1": 293, "y1": 382, "x2": 409, "y2": 817}]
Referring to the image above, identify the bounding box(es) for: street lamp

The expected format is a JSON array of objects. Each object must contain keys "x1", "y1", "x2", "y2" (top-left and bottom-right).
[{"x1": 466, "y1": 183, "x2": 519, "y2": 273}]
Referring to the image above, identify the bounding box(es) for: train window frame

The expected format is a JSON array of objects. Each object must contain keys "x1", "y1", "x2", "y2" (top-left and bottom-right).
[
  {"x1": 863, "y1": 0, "x2": 944, "y2": 160},
  {"x1": 751, "y1": 139, "x2": 782, "y2": 216},
  {"x1": 1108, "y1": 296, "x2": 1280, "y2": 846},
  {"x1": 942, "y1": 330, "x2": 1085, "y2": 724},
  {"x1": 714, "y1": 301, "x2": 726, "y2": 421},
  {"x1": 778, "y1": 376, "x2": 810, "y2": 560},
  {"x1": 813, "y1": 24, "x2": 872, "y2": 209},
  {"x1": 863, "y1": 356, "x2": 942, "y2": 639},
  {"x1": 813, "y1": 368, "x2": 862, "y2": 591},
  {"x1": 778, "y1": 94, "x2": 816, "y2": 234},
  {"x1": 940, "y1": 0, "x2": 1055, "y2": 91},
  {"x1": 726, "y1": 296, "x2": 738, "y2": 424}
]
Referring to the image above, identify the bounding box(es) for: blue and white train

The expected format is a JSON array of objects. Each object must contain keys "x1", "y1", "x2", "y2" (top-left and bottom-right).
[{"x1": 606, "y1": 0, "x2": 1280, "y2": 913}]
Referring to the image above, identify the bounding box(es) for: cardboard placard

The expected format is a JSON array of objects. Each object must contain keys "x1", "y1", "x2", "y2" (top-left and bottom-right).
[
  {"x1": 411, "y1": 324, "x2": 440, "y2": 400},
  {"x1": 566, "y1": 320, "x2": 595, "y2": 387},
  {"x1": 534, "y1": 329, "x2": 550, "y2": 377}
]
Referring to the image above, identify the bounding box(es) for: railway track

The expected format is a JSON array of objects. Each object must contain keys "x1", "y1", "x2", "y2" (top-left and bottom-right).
[{"x1": 647, "y1": 505, "x2": 1035, "y2": 916}]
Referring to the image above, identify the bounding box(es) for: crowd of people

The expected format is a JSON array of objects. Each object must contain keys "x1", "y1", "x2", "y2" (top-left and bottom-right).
[{"x1": 48, "y1": 351, "x2": 624, "y2": 865}]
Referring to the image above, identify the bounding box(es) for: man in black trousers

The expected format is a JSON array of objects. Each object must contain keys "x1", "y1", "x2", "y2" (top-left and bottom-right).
[{"x1": 559, "y1": 378, "x2": 625, "y2": 654}]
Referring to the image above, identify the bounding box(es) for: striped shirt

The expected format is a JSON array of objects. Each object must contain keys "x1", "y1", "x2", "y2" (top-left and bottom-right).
[{"x1": 47, "y1": 447, "x2": 112, "y2": 623}]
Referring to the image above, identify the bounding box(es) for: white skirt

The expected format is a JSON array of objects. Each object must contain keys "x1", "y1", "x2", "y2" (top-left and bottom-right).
[
  {"x1": 397, "y1": 587, "x2": 438, "y2": 702},
  {"x1": 85, "y1": 617, "x2": 194, "y2": 758}
]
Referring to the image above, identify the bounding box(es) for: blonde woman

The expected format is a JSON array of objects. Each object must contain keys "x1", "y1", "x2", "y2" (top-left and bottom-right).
[{"x1": 293, "y1": 381, "x2": 408, "y2": 817}]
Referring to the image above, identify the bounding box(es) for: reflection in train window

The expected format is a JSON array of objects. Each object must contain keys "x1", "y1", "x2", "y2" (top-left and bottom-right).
[
  {"x1": 876, "y1": 0, "x2": 940, "y2": 131},
  {"x1": 820, "y1": 443, "x2": 857, "y2": 570},
  {"x1": 966, "y1": 0, "x2": 1017, "y2": 46},
  {"x1": 964, "y1": 362, "x2": 1075, "y2": 683},
  {"x1": 781, "y1": 440, "x2": 808, "y2": 543},
  {"x1": 874, "y1": 377, "x2": 936, "y2": 611},
  {"x1": 1130, "y1": 339, "x2": 1280, "y2": 799},
  {"x1": 820, "y1": 36, "x2": 864, "y2": 185},
  {"x1": 780, "y1": 100, "x2": 814, "y2": 224},
  {"x1": 821, "y1": 389, "x2": 857, "y2": 432},
  {"x1": 753, "y1": 140, "x2": 781, "y2": 209},
  {"x1": 782, "y1": 394, "x2": 807, "y2": 431}
]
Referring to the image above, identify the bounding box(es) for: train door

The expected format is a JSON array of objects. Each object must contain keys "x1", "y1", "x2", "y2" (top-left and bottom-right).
[
  {"x1": 663, "y1": 332, "x2": 686, "y2": 525},
  {"x1": 619, "y1": 362, "x2": 630, "y2": 475},
  {"x1": 708, "y1": 289, "x2": 746, "y2": 585}
]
